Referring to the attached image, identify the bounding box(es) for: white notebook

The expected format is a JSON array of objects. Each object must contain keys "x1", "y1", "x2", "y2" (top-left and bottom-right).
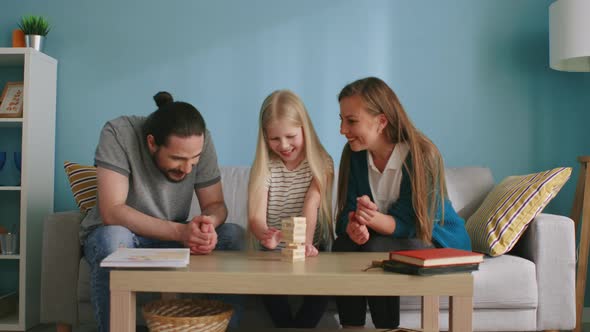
[{"x1": 100, "y1": 248, "x2": 190, "y2": 268}]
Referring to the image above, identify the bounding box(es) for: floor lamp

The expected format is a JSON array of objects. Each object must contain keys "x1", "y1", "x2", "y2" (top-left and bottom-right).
[{"x1": 550, "y1": 1, "x2": 590, "y2": 331}]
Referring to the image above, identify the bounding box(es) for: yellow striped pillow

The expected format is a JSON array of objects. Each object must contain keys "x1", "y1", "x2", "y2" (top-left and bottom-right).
[
  {"x1": 64, "y1": 161, "x2": 97, "y2": 213},
  {"x1": 466, "y1": 167, "x2": 571, "y2": 256}
]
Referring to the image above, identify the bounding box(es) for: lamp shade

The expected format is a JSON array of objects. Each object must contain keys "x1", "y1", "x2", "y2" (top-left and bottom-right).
[{"x1": 549, "y1": 0, "x2": 590, "y2": 72}]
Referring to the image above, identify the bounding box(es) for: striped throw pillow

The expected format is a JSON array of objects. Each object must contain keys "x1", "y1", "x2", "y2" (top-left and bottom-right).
[
  {"x1": 466, "y1": 167, "x2": 571, "y2": 256},
  {"x1": 64, "y1": 161, "x2": 97, "y2": 213}
]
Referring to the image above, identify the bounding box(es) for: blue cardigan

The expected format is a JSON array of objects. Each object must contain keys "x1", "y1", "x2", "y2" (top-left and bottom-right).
[{"x1": 336, "y1": 149, "x2": 471, "y2": 250}]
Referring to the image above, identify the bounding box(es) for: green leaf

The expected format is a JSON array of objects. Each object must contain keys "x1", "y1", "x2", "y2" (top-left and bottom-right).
[{"x1": 17, "y1": 15, "x2": 51, "y2": 36}]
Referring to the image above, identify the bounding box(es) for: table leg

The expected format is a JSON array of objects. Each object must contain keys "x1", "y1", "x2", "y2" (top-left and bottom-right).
[
  {"x1": 449, "y1": 295, "x2": 472, "y2": 332},
  {"x1": 421, "y1": 295, "x2": 439, "y2": 332},
  {"x1": 111, "y1": 289, "x2": 136, "y2": 332}
]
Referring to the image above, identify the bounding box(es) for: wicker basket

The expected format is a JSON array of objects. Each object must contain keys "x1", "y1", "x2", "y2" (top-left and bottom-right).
[{"x1": 142, "y1": 299, "x2": 233, "y2": 332}]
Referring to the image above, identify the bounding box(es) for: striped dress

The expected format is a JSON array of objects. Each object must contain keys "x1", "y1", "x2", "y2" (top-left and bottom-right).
[{"x1": 265, "y1": 158, "x2": 319, "y2": 249}]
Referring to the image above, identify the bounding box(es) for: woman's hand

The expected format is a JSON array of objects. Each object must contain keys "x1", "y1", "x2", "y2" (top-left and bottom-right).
[
  {"x1": 346, "y1": 211, "x2": 370, "y2": 245},
  {"x1": 260, "y1": 227, "x2": 281, "y2": 250},
  {"x1": 354, "y1": 195, "x2": 379, "y2": 227},
  {"x1": 305, "y1": 243, "x2": 319, "y2": 257}
]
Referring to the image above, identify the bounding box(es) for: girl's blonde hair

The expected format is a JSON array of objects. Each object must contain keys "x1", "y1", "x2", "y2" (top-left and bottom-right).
[
  {"x1": 336, "y1": 77, "x2": 446, "y2": 243},
  {"x1": 248, "y1": 90, "x2": 334, "y2": 246}
]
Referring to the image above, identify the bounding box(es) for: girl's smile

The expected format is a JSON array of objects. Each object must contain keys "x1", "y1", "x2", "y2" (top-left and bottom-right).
[{"x1": 265, "y1": 120, "x2": 305, "y2": 170}]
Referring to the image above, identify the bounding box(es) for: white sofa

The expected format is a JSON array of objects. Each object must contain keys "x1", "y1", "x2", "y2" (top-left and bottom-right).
[{"x1": 40, "y1": 166, "x2": 576, "y2": 331}]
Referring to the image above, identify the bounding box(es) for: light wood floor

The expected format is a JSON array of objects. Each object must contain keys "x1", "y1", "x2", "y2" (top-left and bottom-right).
[
  {"x1": 24, "y1": 323, "x2": 590, "y2": 331},
  {"x1": 27, "y1": 324, "x2": 146, "y2": 332}
]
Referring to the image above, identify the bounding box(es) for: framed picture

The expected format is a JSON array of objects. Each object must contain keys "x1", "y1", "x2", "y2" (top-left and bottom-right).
[{"x1": 0, "y1": 82, "x2": 24, "y2": 118}]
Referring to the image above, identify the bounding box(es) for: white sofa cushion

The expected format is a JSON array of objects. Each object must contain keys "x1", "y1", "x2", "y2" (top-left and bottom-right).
[{"x1": 445, "y1": 167, "x2": 494, "y2": 220}]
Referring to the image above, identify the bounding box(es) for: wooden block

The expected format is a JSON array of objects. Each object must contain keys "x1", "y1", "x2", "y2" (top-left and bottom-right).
[
  {"x1": 281, "y1": 255, "x2": 305, "y2": 262},
  {"x1": 285, "y1": 244, "x2": 305, "y2": 249},
  {"x1": 281, "y1": 224, "x2": 306, "y2": 231},
  {"x1": 280, "y1": 244, "x2": 306, "y2": 263},
  {"x1": 282, "y1": 235, "x2": 305, "y2": 244},
  {"x1": 281, "y1": 247, "x2": 305, "y2": 256},
  {"x1": 281, "y1": 223, "x2": 306, "y2": 231},
  {"x1": 281, "y1": 217, "x2": 306, "y2": 228},
  {"x1": 292, "y1": 217, "x2": 306, "y2": 224},
  {"x1": 282, "y1": 231, "x2": 306, "y2": 239},
  {"x1": 282, "y1": 230, "x2": 306, "y2": 238},
  {"x1": 281, "y1": 253, "x2": 305, "y2": 259}
]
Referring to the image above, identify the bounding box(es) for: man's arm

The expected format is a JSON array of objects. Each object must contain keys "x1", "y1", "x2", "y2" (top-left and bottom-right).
[
  {"x1": 97, "y1": 166, "x2": 187, "y2": 242},
  {"x1": 194, "y1": 181, "x2": 227, "y2": 228}
]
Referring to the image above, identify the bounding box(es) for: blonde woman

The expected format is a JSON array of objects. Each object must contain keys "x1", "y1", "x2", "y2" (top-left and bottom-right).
[
  {"x1": 248, "y1": 90, "x2": 333, "y2": 327},
  {"x1": 334, "y1": 77, "x2": 471, "y2": 328}
]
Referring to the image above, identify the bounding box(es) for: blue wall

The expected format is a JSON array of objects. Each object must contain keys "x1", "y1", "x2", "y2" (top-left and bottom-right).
[
  {"x1": 2, "y1": 0, "x2": 590, "y2": 297},
  {"x1": 2, "y1": 0, "x2": 588, "y2": 213}
]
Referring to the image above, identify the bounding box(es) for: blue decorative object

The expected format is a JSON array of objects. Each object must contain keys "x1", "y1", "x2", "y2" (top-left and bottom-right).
[
  {"x1": 0, "y1": 152, "x2": 6, "y2": 172},
  {"x1": 14, "y1": 151, "x2": 21, "y2": 185},
  {"x1": 14, "y1": 151, "x2": 20, "y2": 172}
]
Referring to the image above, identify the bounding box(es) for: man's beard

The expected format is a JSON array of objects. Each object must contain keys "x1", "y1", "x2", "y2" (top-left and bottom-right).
[{"x1": 151, "y1": 154, "x2": 187, "y2": 183}]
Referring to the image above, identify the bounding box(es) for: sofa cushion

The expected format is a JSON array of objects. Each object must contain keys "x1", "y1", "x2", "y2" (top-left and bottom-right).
[
  {"x1": 64, "y1": 161, "x2": 97, "y2": 213},
  {"x1": 466, "y1": 167, "x2": 571, "y2": 256},
  {"x1": 78, "y1": 258, "x2": 91, "y2": 302},
  {"x1": 445, "y1": 167, "x2": 494, "y2": 220},
  {"x1": 190, "y1": 166, "x2": 250, "y2": 229}
]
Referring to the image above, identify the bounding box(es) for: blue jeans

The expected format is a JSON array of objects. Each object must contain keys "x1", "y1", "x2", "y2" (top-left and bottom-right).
[{"x1": 84, "y1": 223, "x2": 244, "y2": 332}]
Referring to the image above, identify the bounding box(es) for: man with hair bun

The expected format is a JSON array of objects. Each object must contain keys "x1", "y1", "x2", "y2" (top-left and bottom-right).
[{"x1": 81, "y1": 91, "x2": 243, "y2": 332}]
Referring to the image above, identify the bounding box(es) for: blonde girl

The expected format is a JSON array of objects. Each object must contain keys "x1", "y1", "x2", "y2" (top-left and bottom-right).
[{"x1": 247, "y1": 90, "x2": 333, "y2": 328}]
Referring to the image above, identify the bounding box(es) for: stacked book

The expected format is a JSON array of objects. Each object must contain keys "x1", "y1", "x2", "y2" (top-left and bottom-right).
[{"x1": 382, "y1": 248, "x2": 484, "y2": 275}]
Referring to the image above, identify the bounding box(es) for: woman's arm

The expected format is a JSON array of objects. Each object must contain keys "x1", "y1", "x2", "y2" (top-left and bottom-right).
[
  {"x1": 386, "y1": 165, "x2": 418, "y2": 238},
  {"x1": 335, "y1": 157, "x2": 359, "y2": 236},
  {"x1": 355, "y1": 196, "x2": 396, "y2": 235}
]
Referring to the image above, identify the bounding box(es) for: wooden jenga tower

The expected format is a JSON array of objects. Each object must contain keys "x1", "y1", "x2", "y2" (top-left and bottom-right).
[{"x1": 280, "y1": 217, "x2": 306, "y2": 262}]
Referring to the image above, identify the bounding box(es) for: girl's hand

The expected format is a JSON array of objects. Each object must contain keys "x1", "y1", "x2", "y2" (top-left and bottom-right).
[
  {"x1": 260, "y1": 227, "x2": 279, "y2": 240},
  {"x1": 305, "y1": 244, "x2": 319, "y2": 257},
  {"x1": 260, "y1": 228, "x2": 281, "y2": 250}
]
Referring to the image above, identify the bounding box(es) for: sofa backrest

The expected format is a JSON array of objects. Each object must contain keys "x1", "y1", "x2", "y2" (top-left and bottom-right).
[
  {"x1": 190, "y1": 166, "x2": 494, "y2": 229},
  {"x1": 445, "y1": 167, "x2": 494, "y2": 220}
]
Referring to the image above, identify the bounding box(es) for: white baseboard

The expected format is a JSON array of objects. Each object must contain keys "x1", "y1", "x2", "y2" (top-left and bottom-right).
[{"x1": 584, "y1": 307, "x2": 590, "y2": 323}]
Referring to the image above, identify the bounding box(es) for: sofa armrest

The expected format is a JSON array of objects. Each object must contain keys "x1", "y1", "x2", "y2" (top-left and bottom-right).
[
  {"x1": 40, "y1": 211, "x2": 83, "y2": 325},
  {"x1": 510, "y1": 213, "x2": 576, "y2": 330}
]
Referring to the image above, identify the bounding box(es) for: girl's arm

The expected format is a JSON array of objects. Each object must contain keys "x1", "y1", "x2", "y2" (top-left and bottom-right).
[
  {"x1": 248, "y1": 184, "x2": 272, "y2": 241},
  {"x1": 302, "y1": 178, "x2": 321, "y2": 256}
]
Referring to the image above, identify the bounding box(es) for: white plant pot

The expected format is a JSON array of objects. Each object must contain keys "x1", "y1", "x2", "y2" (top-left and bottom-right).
[{"x1": 25, "y1": 35, "x2": 45, "y2": 52}]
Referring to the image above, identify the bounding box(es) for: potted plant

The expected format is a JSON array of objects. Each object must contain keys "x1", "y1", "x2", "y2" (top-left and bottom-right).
[{"x1": 17, "y1": 15, "x2": 50, "y2": 52}]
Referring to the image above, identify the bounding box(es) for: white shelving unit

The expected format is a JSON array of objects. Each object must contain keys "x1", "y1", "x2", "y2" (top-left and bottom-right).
[{"x1": 0, "y1": 48, "x2": 56, "y2": 331}]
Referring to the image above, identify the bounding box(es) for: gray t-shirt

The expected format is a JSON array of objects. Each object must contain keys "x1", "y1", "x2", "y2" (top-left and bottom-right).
[{"x1": 80, "y1": 115, "x2": 221, "y2": 242}]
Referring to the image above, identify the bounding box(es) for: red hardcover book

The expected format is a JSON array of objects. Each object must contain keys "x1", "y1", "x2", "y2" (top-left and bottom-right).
[{"x1": 389, "y1": 248, "x2": 484, "y2": 267}]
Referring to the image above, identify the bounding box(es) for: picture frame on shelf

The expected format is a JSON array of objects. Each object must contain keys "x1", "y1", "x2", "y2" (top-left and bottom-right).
[{"x1": 0, "y1": 82, "x2": 24, "y2": 118}]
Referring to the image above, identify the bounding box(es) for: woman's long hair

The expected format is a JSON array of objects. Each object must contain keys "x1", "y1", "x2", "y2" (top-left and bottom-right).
[
  {"x1": 336, "y1": 77, "x2": 445, "y2": 243},
  {"x1": 248, "y1": 90, "x2": 334, "y2": 246}
]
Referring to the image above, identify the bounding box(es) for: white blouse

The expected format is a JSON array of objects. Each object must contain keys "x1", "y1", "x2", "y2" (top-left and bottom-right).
[{"x1": 367, "y1": 143, "x2": 410, "y2": 213}]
